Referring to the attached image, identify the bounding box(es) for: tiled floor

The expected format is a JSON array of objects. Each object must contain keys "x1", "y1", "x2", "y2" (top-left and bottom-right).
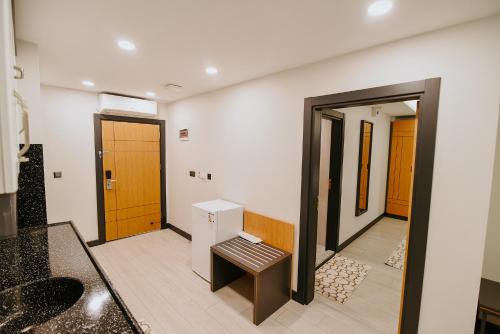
[
  {"x1": 92, "y1": 217, "x2": 406, "y2": 334},
  {"x1": 315, "y1": 244, "x2": 335, "y2": 267}
]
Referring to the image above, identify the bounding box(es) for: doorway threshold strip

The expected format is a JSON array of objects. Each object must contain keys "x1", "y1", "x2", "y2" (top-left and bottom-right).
[
  {"x1": 385, "y1": 239, "x2": 406, "y2": 270},
  {"x1": 315, "y1": 254, "x2": 371, "y2": 304}
]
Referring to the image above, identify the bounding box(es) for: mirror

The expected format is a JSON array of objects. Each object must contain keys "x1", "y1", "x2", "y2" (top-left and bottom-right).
[{"x1": 355, "y1": 120, "x2": 373, "y2": 216}]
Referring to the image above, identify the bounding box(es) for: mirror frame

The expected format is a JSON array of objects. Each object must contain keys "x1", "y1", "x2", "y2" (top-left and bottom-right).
[
  {"x1": 297, "y1": 78, "x2": 441, "y2": 334},
  {"x1": 355, "y1": 120, "x2": 373, "y2": 216}
]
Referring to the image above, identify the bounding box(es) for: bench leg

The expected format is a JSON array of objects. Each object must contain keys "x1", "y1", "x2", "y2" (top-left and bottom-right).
[
  {"x1": 253, "y1": 257, "x2": 291, "y2": 325},
  {"x1": 479, "y1": 310, "x2": 486, "y2": 334}
]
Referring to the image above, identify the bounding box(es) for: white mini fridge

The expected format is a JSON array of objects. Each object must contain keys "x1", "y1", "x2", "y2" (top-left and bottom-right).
[{"x1": 192, "y1": 199, "x2": 243, "y2": 282}]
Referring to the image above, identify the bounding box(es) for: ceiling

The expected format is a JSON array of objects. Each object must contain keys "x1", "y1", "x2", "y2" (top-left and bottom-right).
[
  {"x1": 380, "y1": 101, "x2": 416, "y2": 117},
  {"x1": 14, "y1": 0, "x2": 500, "y2": 103}
]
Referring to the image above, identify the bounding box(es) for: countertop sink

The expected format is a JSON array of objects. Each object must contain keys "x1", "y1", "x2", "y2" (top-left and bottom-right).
[{"x1": 0, "y1": 277, "x2": 84, "y2": 333}]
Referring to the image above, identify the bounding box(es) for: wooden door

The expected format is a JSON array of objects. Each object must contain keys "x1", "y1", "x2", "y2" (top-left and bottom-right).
[
  {"x1": 358, "y1": 122, "x2": 372, "y2": 211},
  {"x1": 386, "y1": 119, "x2": 416, "y2": 218},
  {"x1": 102, "y1": 121, "x2": 161, "y2": 241}
]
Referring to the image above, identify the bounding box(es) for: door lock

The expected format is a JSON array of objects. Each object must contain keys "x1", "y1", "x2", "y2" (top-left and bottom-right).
[
  {"x1": 105, "y1": 170, "x2": 117, "y2": 190},
  {"x1": 106, "y1": 179, "x2": 117, "y2": 190}
]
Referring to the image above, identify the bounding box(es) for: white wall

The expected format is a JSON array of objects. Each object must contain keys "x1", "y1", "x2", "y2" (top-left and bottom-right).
[
  {"x1": 15, "y1": 40, "x2": 105, "y2": 241},
  {"x1": 161, "y1": 16, "x2": 500, "y2": 334},
  {"x1": 337, "y1": 105, "x2": 391, "y2": 243},
  {"x1": 39, "y1": 85, "x2": 168, "y2": 242},
  {"x1": 40, "y1": 86, "x2": 99, "y2": 240},
  {"x1": 483, "y1": 108, "x2": 500, "y2": 282}
]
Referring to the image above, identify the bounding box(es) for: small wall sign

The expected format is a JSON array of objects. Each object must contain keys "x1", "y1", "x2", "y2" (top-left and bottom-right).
[{"x1": 179, "y1": 128, "x2": 189, "y2": 141}]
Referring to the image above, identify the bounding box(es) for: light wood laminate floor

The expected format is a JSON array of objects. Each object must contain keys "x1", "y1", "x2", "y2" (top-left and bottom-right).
[{"x1": 92, "y1": 217, "x2": 406, "y2": 334}]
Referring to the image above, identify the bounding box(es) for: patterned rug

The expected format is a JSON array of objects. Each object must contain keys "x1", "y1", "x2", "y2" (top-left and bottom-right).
[
  {"x1": 385, "y1": 239, "x2": 406, "y2": 270},
  {"x1": 315, "y1": 255, "x2": 371, "y2": 304}
]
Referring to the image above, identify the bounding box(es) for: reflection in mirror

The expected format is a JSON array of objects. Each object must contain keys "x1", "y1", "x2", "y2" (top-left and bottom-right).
[
  {"x1": 356, "y1": 120, "x2": 373, "y2": 216},
  {"x1": 312, "y1": 98, "x2": 421, "y2": 333}
]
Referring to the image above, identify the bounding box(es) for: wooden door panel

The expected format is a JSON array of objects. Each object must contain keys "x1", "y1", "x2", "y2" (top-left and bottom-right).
[
  {"x1": 386, "y1": 119, "x2": 415, "y2": 217},
  {"x1": 144, "y1": 213, "x2": 161, "y2": 232},
  {"x1": 113, "y1": 122, "x2": 142, "y2": 141},
  {"x1": 359, "y1": 123, "x2": 371, "y2": 210},
  {"x1": 105, "y1": 214, "x2": 118, "y2": 241},
  {"x1": 103, "y1": 121, "x2": 161, "y2": 240},
  {"x1": 142, "y1": 123, "x2": 160, "y2": 142},
  {"x1": 101, "y1": 121, "x2": 161, "y2": 240},
  {"x1": 117, "y1": 218, "x2": 130, "y2": 239},
  {"x1": 116, "y1": 204, "x2": 160, "y2": 221},
  {"x1": 114, "y1": 142, "x2": 145, "y2": 210},
  {"x1": 398, "y1": 136, "x2": 415, "y2": 202},
  {"x1": 143, "y1": 151, "x2": 161, "y2": 205},
  {"x1": 102, "y1": 120, "x2": 115, "y2": 140}
]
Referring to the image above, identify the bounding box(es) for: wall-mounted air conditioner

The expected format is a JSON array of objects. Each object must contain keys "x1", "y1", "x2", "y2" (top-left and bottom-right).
[{"x1": 98, "y1": 93, "x2": 157, "y2": 117}]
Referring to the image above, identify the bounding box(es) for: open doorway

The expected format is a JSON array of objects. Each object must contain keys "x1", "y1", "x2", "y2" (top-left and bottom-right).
[
  {"x1": 316, "y1": 111, "x2": 344, "y2": 268},
  {"x1": 314, "y1": 101, "x2": 417, "y2": 332},
  {"x1": 296, "y1": 79, "x2": 441, "y2": 334}
]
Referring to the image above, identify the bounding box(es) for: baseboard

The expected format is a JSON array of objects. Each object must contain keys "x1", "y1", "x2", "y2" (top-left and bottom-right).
[
  {"x1": 337, "y1": 213, "x2": 385, "y2": 252},
  {"x1": 168, "y1": 224, "x2": 192, "y2": 241},
  {"x1": 384, "y1": 213, "x2": 408, "y2": 221},
  {"x1": 87, "y1": 239, "x2": 104, "y2": 247}
]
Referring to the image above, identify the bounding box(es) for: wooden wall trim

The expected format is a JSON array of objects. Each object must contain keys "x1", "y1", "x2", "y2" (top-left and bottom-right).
[{"x1": 243, "y1": 211, "x2": 294, "y2": 254}]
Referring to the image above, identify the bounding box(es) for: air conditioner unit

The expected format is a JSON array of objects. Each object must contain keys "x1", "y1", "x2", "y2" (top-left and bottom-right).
[{"x1": 98, "y1": 93, "x2": 157, "y2": 117}]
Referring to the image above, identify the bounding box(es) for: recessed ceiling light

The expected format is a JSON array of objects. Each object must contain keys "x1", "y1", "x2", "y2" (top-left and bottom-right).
[
  {"x1": 82, "y1": 80, "x2": 95, "y2": 87},
  {"x1": 205, "y1": 67, "x2": 218, "y2": 75},
  {"x1": 145, "y1": 92, "x2": 155, "y2": 97},
  {"x1": 117, "y1": 39, "x2": 136, "y2": 51},
  {"x1": 367, "y1": 0, "x2": 393, "y2": 16}
]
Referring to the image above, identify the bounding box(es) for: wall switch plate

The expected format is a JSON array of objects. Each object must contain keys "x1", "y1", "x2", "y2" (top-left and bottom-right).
[
  {"x1": 207, "y1": 173, "x2": 212, "y2": 180},
  {"x1": 53, "y1": 171, "x2": 62, "y2": 178},
  {"x1": 189, "y1": 171, "x2": 195, "y2": 177}
]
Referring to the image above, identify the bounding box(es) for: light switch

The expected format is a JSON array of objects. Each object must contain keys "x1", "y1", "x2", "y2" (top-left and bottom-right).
[{"x1": 53, "y1": 171, "x2": 62, "y2": 178}]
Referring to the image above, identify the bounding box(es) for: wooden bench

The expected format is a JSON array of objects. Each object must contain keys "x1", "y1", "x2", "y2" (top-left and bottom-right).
[
  {"x1": 477, "y1": 278, "x2": 500, "y2": 334},
  {"x1": 210, "y1": 210, "x2": 294, "y2": 325},
  {"x1": 211, "y1": 237, "x2": 292, "y2": 325}
]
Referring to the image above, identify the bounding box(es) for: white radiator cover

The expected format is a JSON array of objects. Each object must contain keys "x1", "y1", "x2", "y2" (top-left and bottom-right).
[{"x1": 98, "y1": 93, "x2": 157, "y2": 117}]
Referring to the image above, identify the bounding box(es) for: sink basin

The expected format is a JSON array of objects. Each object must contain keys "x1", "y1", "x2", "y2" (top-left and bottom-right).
[{"x1": 0, "y1": 277, "x2": 84, "y2": 333}]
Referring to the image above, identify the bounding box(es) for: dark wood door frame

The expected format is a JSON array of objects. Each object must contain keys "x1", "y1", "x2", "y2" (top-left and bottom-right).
[
  {"x1": 93, "y1": 114, "x2": 167, "y2": 246},
  {"x1": 295, "y1": 78, "x2": 441, "y2": 334},
  {"x1": 320, "y1": 110, "x2": 345, "y2": 252}
]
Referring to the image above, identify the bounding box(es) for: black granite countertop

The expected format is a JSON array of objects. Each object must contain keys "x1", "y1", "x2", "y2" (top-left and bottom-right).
[{"x1": 0, "y1": 222, "x2": 143, "y2": 333}]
